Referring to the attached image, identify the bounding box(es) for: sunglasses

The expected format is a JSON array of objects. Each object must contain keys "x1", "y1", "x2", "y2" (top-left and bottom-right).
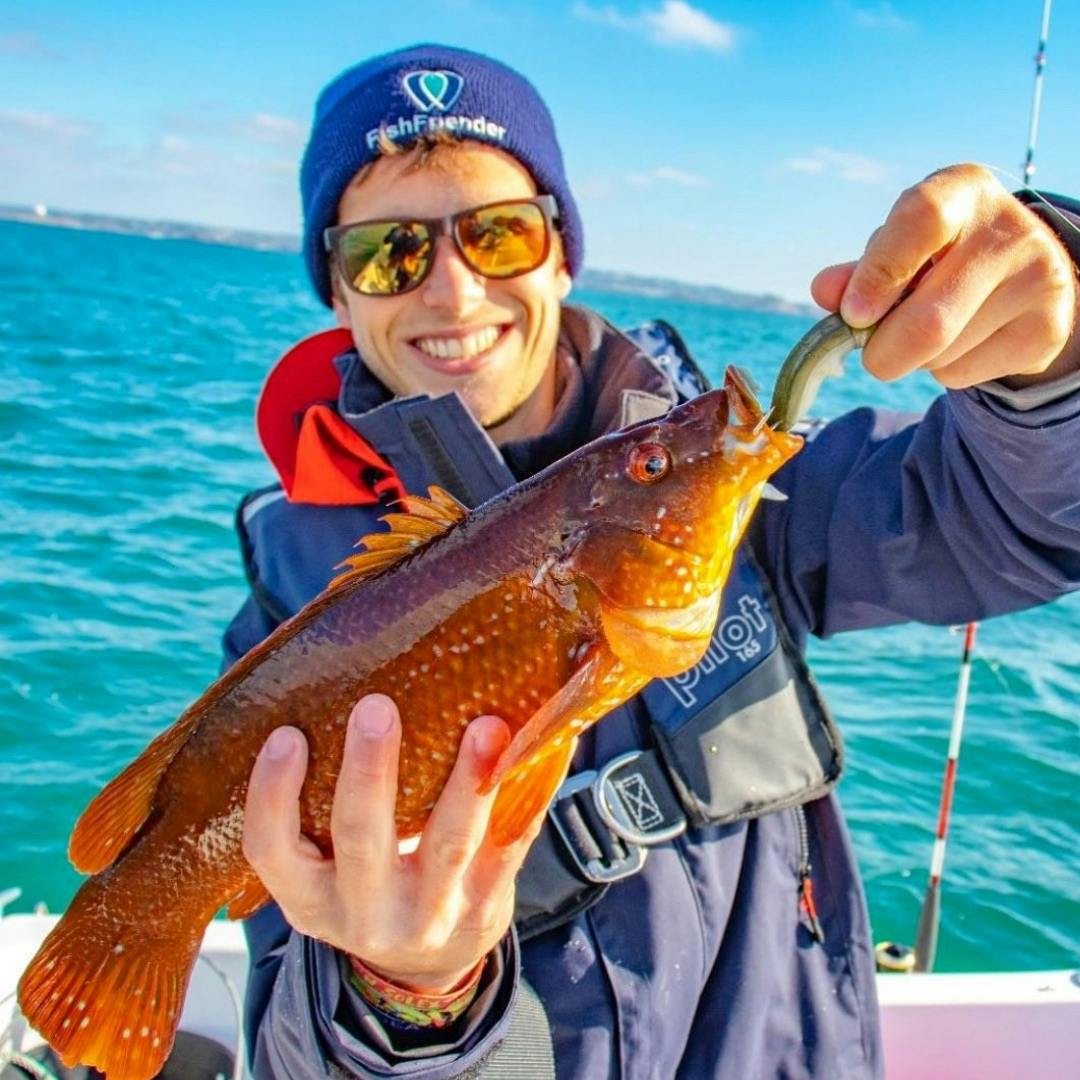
[{"x1": 324, "y1": 195, "x2": 559, "y2": 297}]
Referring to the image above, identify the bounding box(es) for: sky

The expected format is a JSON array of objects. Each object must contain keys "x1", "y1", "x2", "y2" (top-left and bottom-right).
[{"x1": 2, "y1": 0, "x2": 1077, "y2": 303}]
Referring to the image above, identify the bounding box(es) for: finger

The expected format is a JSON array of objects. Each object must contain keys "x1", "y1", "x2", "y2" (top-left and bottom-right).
[
  {"x1": 860, "y1": 233, "x2": 1012, "y2": 381},
  {"x1": 416, "y1": 715, "x2": 510, "y2": 879},
  {"x1": 841, "y1": 173, "x2": 979, "y2": 327},
  {"x1": 243, "y1": 726, "x2": 324, "y2": 883},
  {"x1": 930, "y1": 307, "x2": 1074, "y2": 389},
  {"x1": 331, "y1": 694, "x2": 403, "y2": 889},
  {"x1": 465, "y1": 771, "x2": 554, "y2": 903},
  {"x1": 810, "y1": 261, "x2": 856, "y2": 313}
]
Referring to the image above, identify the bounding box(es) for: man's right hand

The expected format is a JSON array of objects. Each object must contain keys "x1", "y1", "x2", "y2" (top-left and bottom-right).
[{"x1": 242, "y1": 694, "x2": 549, "y2": 993}]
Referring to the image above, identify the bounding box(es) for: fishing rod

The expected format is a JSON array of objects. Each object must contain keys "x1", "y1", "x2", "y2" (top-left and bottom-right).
[
  {"x1": 1022, "y1": 0, "x2": 1053, "y2": 187},
  {"x1": 873, "y1": 621, "x2": 980, "y2": 976},
  {"x1": 912, "y1": 622, "x2": 978, "y2": 972}
]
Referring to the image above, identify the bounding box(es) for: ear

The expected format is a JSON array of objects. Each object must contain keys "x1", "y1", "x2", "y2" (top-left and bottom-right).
[
  {"x1": 331, "y1": 293, "x2": 353, "y2": 331},
  {"x1": 554, "y1": 261, "x2": 572, "y2": 301}
]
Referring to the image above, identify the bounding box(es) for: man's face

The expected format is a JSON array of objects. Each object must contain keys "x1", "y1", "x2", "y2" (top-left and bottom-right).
[{"x1": 331, "y1": 144, "x2": 572, "y2": 442}]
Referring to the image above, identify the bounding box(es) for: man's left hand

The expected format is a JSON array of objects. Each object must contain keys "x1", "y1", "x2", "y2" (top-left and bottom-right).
[{"x1": 811, "y1": 164, "x2": 1079, "y2": 390}]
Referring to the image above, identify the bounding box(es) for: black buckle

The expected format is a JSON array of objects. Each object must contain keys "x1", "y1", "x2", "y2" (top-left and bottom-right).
[{"x1": 548, "y1": 750, "x2": 687, "y2": 885}]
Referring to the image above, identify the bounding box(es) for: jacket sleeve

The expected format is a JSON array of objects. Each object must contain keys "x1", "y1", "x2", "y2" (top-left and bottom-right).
[
  {"x1": 752, "y1": 197, "x2": 1080, "y2": 641},
  {"x1": 243, "y1": 903, "x2": 521, "y2": 1079}
]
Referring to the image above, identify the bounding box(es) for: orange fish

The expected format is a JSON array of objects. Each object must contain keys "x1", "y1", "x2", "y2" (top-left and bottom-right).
[{"x1": 18, "y1": 368, "x2": 801, "y2": 1079}]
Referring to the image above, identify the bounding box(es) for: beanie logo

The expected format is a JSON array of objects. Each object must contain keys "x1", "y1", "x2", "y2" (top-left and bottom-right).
[{"x1": 401, "y1": 69, "x2": 464, "y2": 113}]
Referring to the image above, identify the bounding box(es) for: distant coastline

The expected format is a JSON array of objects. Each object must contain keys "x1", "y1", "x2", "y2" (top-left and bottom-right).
[{"x1": 0, "y1": 203, "x2": 818, "y2": 317}]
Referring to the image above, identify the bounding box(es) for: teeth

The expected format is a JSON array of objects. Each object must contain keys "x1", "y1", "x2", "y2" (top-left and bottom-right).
[{"x1": 416, "y1": 326, "x2": 500, "y2": 360}]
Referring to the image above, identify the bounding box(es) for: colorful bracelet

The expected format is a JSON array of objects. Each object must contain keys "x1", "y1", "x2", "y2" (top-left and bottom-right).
[{"x1": 346, "y1": 953, "x2": 486, "y2": 1030}]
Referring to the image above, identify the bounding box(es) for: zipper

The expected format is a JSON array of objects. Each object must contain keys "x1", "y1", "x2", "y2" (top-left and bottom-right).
[{"x1": 793, "y1": 805, "x2": 825, "y2": 944}]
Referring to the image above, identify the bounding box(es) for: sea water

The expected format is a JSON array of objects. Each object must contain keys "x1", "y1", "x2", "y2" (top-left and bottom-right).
[{"x1": 1, "y1": 220, "x2": 1077, "y2": 971}]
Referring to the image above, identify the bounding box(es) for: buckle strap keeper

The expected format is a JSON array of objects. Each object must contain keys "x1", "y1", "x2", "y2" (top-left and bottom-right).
[{"x1": 547, "y1": 749, "x2": 687, "y2": 885}]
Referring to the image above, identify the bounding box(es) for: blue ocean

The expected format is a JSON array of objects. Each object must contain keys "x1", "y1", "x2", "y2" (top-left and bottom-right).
[{"x1": 1, "y1": 220, "x2": 1077, "y2": 971}]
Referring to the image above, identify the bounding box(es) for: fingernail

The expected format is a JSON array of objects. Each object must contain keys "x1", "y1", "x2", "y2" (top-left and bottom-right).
[
  {"x1": 841, "y1": 290, "x2": 873, "y2": 327},
  {"x1": 471, "y1": 716, "x2": 505, "y2": 758},
  {"x1": 354, "y1": 697, "x2": 393, "y2": 739},
  {"x1": 264, "y1": 727, "x2": 296, "y2": 761}
]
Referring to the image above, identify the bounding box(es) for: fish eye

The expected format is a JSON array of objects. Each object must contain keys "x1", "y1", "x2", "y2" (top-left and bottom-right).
[{"x1": 628, "y1": 442, "x2": 671, "y2": 485}]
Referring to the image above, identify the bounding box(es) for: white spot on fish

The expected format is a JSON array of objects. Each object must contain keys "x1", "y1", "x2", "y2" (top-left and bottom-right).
[
  {"x1": 140, "y1": 1026, "x2": 149, "y2": 1037},
  {"x1": 62, "y1": 1019, "x2": 70, "y2": 1029},
  {"x1": 474, "y1": 635, "x2": 485, "y2": 646},
  {"x1": 683, "y1": 583, "x2": 693, "y2": 595},
  {"x1": 79, "y1": 1017, "x2": 89, "y2": 1029},
  {"x1": 113, "y1": 944, "x2": 125, "y2": 955},
  {"x1": 122, "y1": 1028, "x2": 131, "y2": 1039},
  {"x1": 655, "y1": 506, "x2": 667, "y2": 519}
]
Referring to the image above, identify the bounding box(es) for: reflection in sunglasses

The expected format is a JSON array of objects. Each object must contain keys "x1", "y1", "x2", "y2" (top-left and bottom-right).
[{"x1": 329, "y1": 197, "x2": 556, "y2": 296}]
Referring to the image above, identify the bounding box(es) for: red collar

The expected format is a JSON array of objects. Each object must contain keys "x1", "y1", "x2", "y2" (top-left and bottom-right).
[{"x1": 257, "y1": 328, "x2": 406, "y2": 506}]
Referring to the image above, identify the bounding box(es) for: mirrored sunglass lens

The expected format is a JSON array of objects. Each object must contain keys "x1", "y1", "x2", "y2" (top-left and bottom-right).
[
  {"x1": 339, "y1": 222, "x2": 432, "y2": 294},
  {"x1": 458, "y1": 203, "x2": 547, "y2": 277}
]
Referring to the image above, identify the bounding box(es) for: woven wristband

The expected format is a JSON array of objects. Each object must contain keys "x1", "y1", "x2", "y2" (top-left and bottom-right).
[{"x1": 346, "y1": 954, "x2": 486, "y2": 1030}]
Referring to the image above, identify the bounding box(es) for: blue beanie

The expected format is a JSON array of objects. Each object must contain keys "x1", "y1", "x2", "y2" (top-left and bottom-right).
[{"x1": 300, "y1": 43, "x2": 584, "y2": 307}]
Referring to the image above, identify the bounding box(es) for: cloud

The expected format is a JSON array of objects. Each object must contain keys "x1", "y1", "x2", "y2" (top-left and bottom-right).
[
  {"x1": 626, "y1": 166, "x2": 711, "y2": 188},
  {"x1": 841, "y1": 2, "x2": 914, "y2": 31},
  {"x1": 572, "y1": 1, "x2": 736, "y2": 53},
  {"x1": 233, "y1": 113, "x2": 306, "y2": 147},
  {"x1": 162, "y1": 110, "x2": 306, "y2": 150},
  {"x1": 0, "y1": 109, "x2": 94, "y2": 142},
  {"x1": 782, "y1": 147, "x2": 889, "y2": 184},
  {"x1": 0, "y1": 32, "x2": 62, "y2": 60}
]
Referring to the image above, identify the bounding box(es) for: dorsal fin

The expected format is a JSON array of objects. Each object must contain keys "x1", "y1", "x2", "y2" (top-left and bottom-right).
[
  {"x1": 327, "y1": 485, "x2": 468, "y2": 590},
  {"x1": 68, "y1": 708, "x2": 201, "y2": 873}
]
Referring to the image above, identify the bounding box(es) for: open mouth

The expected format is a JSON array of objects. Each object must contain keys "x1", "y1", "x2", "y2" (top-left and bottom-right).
[{"x1": 410, "y1": 324, "x2": 509, "y2": 372}]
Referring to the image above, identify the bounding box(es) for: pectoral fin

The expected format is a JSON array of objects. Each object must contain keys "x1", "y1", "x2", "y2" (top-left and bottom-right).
[
  {"x1": 481, "y1": 645, "x2": 633, "y2": 795},
  {"x1": 487, "y1": 738, "x2": 576, "y2": 847}
]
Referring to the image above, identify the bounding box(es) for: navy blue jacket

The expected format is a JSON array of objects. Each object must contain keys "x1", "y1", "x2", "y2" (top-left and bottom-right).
[{"x1": 226, "y1": 201, "x2": 1080, "y2": 1079}]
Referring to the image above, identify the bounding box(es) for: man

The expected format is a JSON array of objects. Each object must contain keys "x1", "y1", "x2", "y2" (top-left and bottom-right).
[{"x1": 225, "y1": 44, "x2": 1080, "y2": 1078}]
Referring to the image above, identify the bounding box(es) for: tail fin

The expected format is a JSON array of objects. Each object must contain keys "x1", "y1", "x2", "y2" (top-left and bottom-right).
[{"x1": 17, "y1": 872, "x2": 205, "y2": 1080}]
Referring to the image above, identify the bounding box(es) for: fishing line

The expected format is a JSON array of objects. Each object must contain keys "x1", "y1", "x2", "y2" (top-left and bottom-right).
[{"x1": 982, "y1": 164, "x2": 1080, "y2": 242}]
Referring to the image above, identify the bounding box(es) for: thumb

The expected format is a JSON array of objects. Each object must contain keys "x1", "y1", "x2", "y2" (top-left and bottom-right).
[{"x1": 810, "y1": 261, "x2": 857, "y2": 313}]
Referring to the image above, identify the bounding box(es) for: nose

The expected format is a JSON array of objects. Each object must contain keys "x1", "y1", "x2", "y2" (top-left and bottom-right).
[{"x1": 420, "y1": 235, "x2": 486, "y2": 314}]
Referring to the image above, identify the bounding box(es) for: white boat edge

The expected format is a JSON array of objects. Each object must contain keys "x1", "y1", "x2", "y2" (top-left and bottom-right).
[{"x1": 3, "y1": 904, "x2": 1078, "y2": 1079}]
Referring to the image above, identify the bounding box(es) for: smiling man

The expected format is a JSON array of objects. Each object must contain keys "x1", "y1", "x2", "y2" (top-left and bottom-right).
[
  {"x1": 225, "y1": 44, "x2": 1080, "y2": 1080},
  {"x1": 327, "y1": 142, "x2": 570, "y2": 441}
]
